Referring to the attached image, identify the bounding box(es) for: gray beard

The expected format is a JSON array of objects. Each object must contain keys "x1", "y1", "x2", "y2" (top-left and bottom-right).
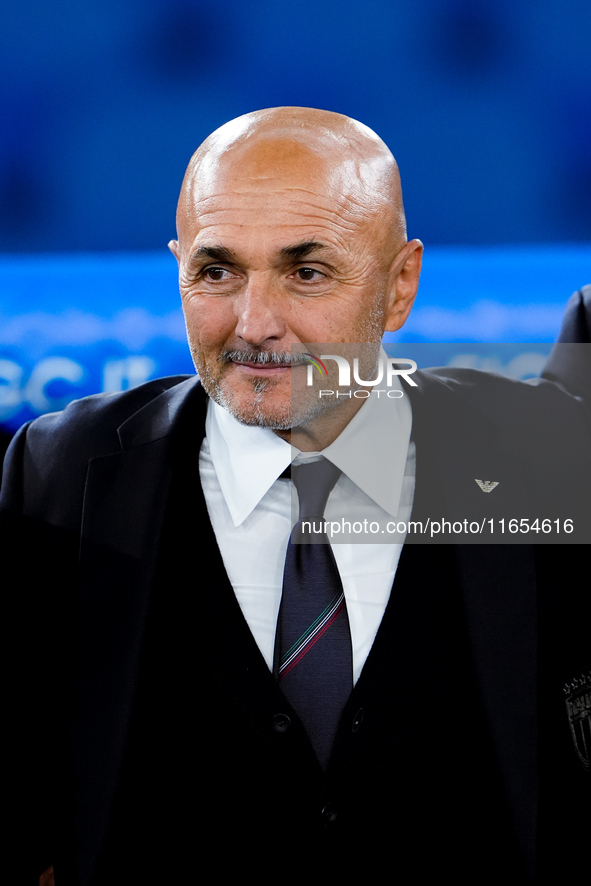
[{"x1": 190, "y1": 346, "x2": 346, "y2": 430}]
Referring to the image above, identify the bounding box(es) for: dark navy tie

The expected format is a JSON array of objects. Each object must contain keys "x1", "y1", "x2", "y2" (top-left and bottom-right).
[{"x1": 275, "y1": 457, "x2": 353, "y2": 769}]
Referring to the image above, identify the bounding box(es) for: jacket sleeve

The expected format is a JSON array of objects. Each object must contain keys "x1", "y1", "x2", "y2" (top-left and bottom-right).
[{"x1": 1, "y1": 422, "x2": 79, "y2": 884}]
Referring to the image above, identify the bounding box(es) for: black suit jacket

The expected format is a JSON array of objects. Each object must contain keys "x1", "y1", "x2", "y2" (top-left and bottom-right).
[{"x1": 2, "y1": 370, "x2": 590, "y2": 885}]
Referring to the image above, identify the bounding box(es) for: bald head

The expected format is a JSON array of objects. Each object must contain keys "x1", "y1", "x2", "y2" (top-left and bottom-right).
[{"x1": 176, "y1": 107, "x2": 407, "y2": 251}]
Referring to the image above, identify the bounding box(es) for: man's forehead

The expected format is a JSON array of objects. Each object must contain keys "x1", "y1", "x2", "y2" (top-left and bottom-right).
[
  {"x1": 175, "y1": 107, "x2": 406, "y2": 249},
  {"x1": 181, "y1": 188, "x2": 382, "y2": 263},
  {"x1": 180, "y1": 140, "x2": 397, "y2": 240}
]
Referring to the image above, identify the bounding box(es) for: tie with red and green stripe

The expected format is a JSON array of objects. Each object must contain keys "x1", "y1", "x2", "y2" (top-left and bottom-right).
[{"x1": 274, "y1": 457, "x2": 353, "y2": 769}]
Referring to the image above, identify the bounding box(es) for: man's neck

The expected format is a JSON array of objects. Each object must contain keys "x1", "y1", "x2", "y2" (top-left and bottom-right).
[{"x1": 273, "y1": 394, "x2": 368, "y2": 451}]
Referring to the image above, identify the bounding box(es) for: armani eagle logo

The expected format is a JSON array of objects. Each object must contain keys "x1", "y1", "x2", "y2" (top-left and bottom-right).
[{"x1": 475, "y1": 479, "x2": 499, "y2": 493}]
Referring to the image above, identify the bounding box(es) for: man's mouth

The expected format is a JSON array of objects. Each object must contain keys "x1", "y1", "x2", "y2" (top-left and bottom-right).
[{"x1": 219, "y1": 350, "x2": 307, "y2": 374}]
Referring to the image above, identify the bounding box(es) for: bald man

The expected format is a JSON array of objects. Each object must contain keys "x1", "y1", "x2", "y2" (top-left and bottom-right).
[
  {"x1": 169, "y1": 106, "x2": 421, "y2": 447},
  {"x1": 2, "y1": 109, "x2": 589, "y2": 886}
]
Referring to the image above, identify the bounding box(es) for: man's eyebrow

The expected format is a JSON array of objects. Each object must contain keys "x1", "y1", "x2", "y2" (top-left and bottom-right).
[
  {"x1": 278, "y1": 241, "x2": 328, "y2": 261},
  {"x1": 189, "y1": 240, "x2": 330, "y2": 267},
  {"x1": 189, "y1": 245, "x2": 237, "y2": 264}
]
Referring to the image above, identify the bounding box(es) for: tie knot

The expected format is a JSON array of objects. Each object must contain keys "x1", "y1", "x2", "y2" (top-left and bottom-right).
[{"x1": 291, "y1": 457, "x2": 342, "y2": 521}]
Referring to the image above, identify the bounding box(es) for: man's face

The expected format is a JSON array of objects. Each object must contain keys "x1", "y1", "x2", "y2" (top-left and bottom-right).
[{"x1": 170, "y1": 138, "x2": 419, "y2": 430}]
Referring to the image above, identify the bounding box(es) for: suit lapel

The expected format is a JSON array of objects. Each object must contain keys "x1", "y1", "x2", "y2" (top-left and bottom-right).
[
  {"x1": 153, "y1": 392, "x2": 297, "y2": 714},
  {"x1": 73, "y1": 378, "x2": 202, "y2": 883}
]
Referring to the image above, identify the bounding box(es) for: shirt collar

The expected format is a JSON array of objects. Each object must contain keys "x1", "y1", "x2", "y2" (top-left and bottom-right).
[
  {"x1": 205, "y1": 399, "x2": 292, "y2": 527},
  {"x1": 321, "y1": 371, "x2": 411, "y2": 517},
  {"x1": 206, "y1": 347, "x2": 412, "y2": 525}
]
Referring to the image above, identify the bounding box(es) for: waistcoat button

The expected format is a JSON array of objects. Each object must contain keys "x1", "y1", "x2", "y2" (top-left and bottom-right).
[
  {"x1": 272, "y1": 713, "x2": 291, "y2": 732},
  {"x1": 321, "y1": 804, "x2": 338, "y2": 825}
]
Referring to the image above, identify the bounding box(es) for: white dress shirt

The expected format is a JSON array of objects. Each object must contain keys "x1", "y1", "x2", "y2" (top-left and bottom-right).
[{"x1": 198, "y1": 374, "x2": 415, "y2": 684}]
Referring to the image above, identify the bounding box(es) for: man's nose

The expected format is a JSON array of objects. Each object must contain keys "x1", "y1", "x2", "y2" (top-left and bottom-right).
[{"x1": 234, "y1": 275, "x2": 287, "y2": 346}]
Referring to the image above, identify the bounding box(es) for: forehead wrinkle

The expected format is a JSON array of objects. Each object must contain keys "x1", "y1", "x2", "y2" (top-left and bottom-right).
[
  {"x1": 188, "y1": 174, "x2": 387, "y2": 211},
  {"x1": 186, "y1": 203, "x2": 365, "y2": 236},
  {"x1": 187, "y1": 188, "x2": 379, "y2": 230}
]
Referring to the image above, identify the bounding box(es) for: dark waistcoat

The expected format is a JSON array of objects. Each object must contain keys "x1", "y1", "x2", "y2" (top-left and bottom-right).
[{"x1": 93, "y1": 426, "x2": 526, "y2": 884}]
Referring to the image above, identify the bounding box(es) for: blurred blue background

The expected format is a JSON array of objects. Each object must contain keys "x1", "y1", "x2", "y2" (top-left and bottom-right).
[{"x1": 1, "y1": 0, "x2": 590, "y2": 438}]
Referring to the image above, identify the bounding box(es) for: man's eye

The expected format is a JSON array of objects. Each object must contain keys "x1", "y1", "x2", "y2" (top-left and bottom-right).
[
  {"x1": 202, "y1": 266, "x2": 234, "y2": 282},
  {"x1": 295, "y1": 267, "x2": 324, "y2": 281}
]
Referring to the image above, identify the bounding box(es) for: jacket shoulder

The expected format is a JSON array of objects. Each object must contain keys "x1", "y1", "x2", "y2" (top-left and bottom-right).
[
  {"x1": 0, "y1": 376, "x2": 198, "y2": 517},
  {"x1": 417, "y1": 365, "x2": 590, "y2": 432},
  {"x1": 24, "y1": 374, "x2": 194, "y2": 455}
]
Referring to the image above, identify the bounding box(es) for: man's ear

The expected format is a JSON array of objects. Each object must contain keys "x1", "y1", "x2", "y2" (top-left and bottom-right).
[
  {"x1": 168, "y1": 239, "x2": 180, "y2": 263},
  {"x1": 384, "y1": 239, "x2": 423, "y2": 332}
]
